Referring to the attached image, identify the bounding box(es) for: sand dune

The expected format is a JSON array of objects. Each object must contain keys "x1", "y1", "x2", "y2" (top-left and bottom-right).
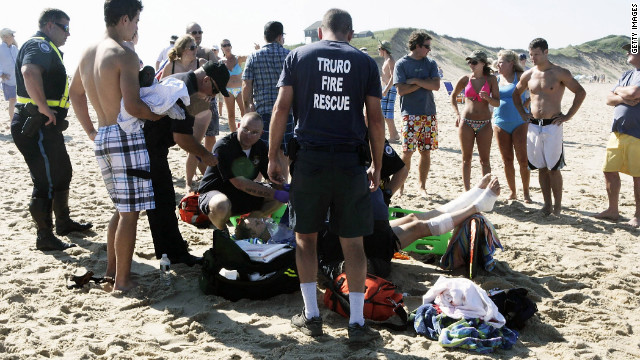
[{"x1": 0, "y1": 81, "x2": 638, "y2": 359}]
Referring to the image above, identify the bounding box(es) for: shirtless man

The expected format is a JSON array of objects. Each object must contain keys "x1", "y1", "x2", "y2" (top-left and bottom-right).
[
  {"x1": 69, "y1": 0, "x2": 162, "y2": 291},
  {"x1": 378, "y1": 40, "x2": 399, "y2": 141},
  {"x1": 513, "y1": 38, "x2": 585, "y2": 216}
]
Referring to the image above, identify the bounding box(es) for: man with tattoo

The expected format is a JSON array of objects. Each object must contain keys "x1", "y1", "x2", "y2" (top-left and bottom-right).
[{"x1": 198, "y1": 112, "x2": 288, "y2": 232}]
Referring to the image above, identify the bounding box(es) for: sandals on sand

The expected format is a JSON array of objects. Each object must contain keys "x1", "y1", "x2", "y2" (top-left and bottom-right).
[{"x1": 66, "y1": 270, "x2": 114, "y2": 289}]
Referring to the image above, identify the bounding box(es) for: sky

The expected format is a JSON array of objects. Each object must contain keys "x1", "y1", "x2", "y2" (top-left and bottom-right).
[{"x1": 0, "y1": 0, "x2": 632, "y2": 73}]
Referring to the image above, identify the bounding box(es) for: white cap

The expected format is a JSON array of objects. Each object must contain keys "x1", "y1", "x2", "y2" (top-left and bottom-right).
[
  {"x1": 0, "y1": 28, "x2": 16, "y2": 37},
  {"x1": 211, "y1": 45, "x2": 219, "y2": 51}
]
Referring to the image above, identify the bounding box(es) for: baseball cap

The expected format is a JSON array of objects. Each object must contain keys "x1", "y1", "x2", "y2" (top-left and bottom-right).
[
  {"x1": 378, "y1": 40, "x2": 392, "y2": 53},
  {"x1": 519, "y1": 53, "x2": 527, "y2": 60},
  {"x1": 466, "y1": 50, "x2": 488, "y2": 63},
  {"x1": 202, "y1": 61, "x2": 230, "y2": 97},
  {"x1": 211, "y1": 44, "x2": 219, "y2": 51},
  {"x1": 264, "y1": 21, "x2": 284, "y2": 38},
  {"x1": 0, "y1": 28, "x2": 16, "y2": 37},
  {"x1": 622, "y1": 43, "x2": 632, "y2": 51},
  {"x1": 169, "y1": 35, "x2": 178, "y2": 44}
]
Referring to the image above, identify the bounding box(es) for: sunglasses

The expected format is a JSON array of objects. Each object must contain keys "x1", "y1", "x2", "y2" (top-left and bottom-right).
[
  {"x1": 221, "y1": 43, "x2": 231, "y2": 47},
  {"x1": 190, "y1": 30, "x2": 203, "y2": 35},
  {"x1": 54, "y1": 22, "x2": 70, "y2": 33},
  {"x1": 420, "y1": 44, "x2": 431, "y2": 49},
  {"x1": 187, "y1": 45, "x2": 197, "y2": 51},
  {"x1": 467, "y1": 60, "x2": 479, "y2": 65}
]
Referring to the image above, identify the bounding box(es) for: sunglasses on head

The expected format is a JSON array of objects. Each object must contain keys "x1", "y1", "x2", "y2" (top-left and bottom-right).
[
  {"x1": 54, "y1": 22, "x2": 70, "y2": 33},
  {"x1": 222, "y1": 43, "x2": 231, "y2": 47},
  {"x1": 467, "y1": 60, "x2": 479, "y2": 65},
  {"x1": 190, "y1": 30, "x2": 203, "y2": 35}
]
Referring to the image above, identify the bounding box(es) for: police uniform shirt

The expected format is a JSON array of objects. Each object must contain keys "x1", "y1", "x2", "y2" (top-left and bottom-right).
[
  {"x1": 277, "y1": 40, "x2": 381, "y2": 147},
  {"x1": 15, "y1": 31, "x2": 67, "y2": 110},
  {"x1": 198, "y1": 133, "x2": 269, "y2": 195}
]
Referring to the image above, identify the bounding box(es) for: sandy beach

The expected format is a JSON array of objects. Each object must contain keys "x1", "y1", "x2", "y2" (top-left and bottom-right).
[{"x1": 0, "y1": 81, "x2": 638, "y2": 359}]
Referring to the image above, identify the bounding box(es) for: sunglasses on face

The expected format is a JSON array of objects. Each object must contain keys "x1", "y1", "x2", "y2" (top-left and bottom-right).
[
  {"x1": 221, "y1": 43, "x2": 231, "y2": 47},
  {"x1": 467, "y1": 60, "x2": 478, "y2": 65},
  {"x1": 420, "y1": 44, "x2": 431, "y2": 49},
  {"x1": 190, "y1": 30, "x2": 203, "y2": 35},
  {"x1": 187, "y1": 45, "x2": 197, "y2": 51},
  {"x1": 54, "y1": 22, "x2": 70, "y2": 33}
]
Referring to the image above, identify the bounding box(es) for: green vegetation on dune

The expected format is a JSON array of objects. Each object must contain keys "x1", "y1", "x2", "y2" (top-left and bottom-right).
[
  {"x1": 549, "y1": 35, "x2": 629, "y2": 57},
  {"x1": 285, "y1": 28, "x2": 628, "y2": 76}
]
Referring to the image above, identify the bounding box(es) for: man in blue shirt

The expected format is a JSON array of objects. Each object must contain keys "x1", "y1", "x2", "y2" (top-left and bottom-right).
[
  {"x1": 242, "y1": 21, "x2": 293, "y2": 178},
  {"x1": 393, "y1": 31, "x2": 440, "y2": 196},
  {"x1": 268, "y1": 8, "x2": 385, "y2": 344},
  {"x1": 595, "y1": 43, "x2": 640, "y2": 228}
]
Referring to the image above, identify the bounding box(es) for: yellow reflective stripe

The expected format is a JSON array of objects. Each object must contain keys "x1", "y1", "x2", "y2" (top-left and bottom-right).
[
  {"x1": 19, "y1": 37, "x2": 70, "y2": 109},
  {"x1": 17, "y1": 96, "x2": 66, "y2": 107}
]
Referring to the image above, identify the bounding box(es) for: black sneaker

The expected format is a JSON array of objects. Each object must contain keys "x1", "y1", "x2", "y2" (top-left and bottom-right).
[
  {"x1": 291, "y1": 310, "x2": 323, "y2": 337},
  {"x1": 347, "y1": 322, "x2": 380, "y2": 344}
]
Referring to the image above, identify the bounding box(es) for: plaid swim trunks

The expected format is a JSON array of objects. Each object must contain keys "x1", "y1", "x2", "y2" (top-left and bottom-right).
[
  {"x1": 402, "y1": 114, "x2": 438, "y2": 152},
  {"x1": 94, "y1": 125, "x2": 155, "y2": 212}
]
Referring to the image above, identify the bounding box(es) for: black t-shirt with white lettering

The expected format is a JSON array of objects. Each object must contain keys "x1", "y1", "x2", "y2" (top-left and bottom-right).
[{"x1": 277, "y1": 40, "x2": 381, "y2": 147}]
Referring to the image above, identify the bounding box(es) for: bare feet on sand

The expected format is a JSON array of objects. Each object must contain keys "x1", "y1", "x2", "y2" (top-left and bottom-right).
[
  {"x1": 114, "y1": 277, "x2": 138, "y2": 292},
  {"x1": 593, "y1": 209, "x2": 620, "y2": 222},
  {"x1": 540, "y1": 204, "x2": 552, "y2": 216},
  {"x1": 523, "y1": 194, "x2": 533, "y2": 204},
  {"x1": 628, "y1": 217, "x2": 639, "y2": 228}
]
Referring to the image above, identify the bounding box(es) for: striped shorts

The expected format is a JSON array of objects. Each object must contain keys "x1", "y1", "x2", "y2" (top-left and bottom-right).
[{"x1": 94, "y1": 124, "x2": 155, "y2": 212}]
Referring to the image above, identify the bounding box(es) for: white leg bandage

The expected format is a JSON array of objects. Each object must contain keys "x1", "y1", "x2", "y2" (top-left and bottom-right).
[
  {"x1": 437, "y1": 187, "x2": 484, "y2": 213},
  {"x1": 473, "y1": 187, "x2": 498, "y2": 212},
  {"x1": 427, "y1": 214, "x2": 454, "y2": 236}
]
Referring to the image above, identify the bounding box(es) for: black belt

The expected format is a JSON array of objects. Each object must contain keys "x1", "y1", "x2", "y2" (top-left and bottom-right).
[
  {"x1": 530, "y1": 117, "x2": 557, "y2": 126},
  {"x1": 299, "y1": 144, "x2": 359, "y2": 153}
]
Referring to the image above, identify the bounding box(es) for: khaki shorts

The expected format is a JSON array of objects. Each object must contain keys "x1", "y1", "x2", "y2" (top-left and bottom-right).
[{"x1": 602, "y1": 132, "x2": 640, "y2": 177}]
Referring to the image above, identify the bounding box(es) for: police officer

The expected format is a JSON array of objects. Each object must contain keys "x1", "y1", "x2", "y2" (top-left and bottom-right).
[{"x1": 11, "y1": 8, "x2": 91, "y2": 251}]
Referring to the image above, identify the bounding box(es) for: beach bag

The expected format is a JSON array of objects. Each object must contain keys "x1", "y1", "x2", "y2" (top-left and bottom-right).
[
  {"x1": 489, "y1": 288, "x2": 538, "y2": 330},
  {"x1": 440, "y1": 214, "x2": 502, "y2": 278},
  {"x1": 199, "y1": 230, "x2": 299, "y2": 301},
  {"x1": 323, "y1": 273, "x2": 408, "y2": 330},
  {"x1": 178, "y1": 192, "x2": 210, "y2": 228}
]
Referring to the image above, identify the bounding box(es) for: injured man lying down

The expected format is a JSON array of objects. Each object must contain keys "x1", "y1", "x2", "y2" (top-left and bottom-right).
[{"x1": 235, "y1": 174, "x2": 500, "y2": 279}]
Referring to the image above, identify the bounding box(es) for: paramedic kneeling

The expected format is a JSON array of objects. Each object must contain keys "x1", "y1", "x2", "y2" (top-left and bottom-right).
[{"x1": 198, "y1": 112, "x2": 288, "y2": 232}]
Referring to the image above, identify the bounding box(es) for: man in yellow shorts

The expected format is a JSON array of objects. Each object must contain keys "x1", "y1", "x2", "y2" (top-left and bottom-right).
[{"x1": 595, "y1": 43, "x2": 640, "y2": 228}]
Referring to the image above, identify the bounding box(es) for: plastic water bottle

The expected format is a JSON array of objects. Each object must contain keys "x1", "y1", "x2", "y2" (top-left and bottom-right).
[{"x1": 159, "y1": 254, "x2": 171, "y2": 286}]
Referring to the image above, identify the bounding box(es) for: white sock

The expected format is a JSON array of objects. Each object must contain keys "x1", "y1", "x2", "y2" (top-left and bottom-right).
[
  {"x1": 426, "y1": 214, "x2": 454, "y2": 236},
  {"x1": 349, "y1": 292, "x2": 365, "y2": 326},
  {"x1": 473, "y1": 187, "x2": 498, "y2": 212},
  {"x1": 301, "y1": 282, "x2": 319, "y2": 319},
  {"x1": 438, "y1": 187, "x2": 484, "y2": 213}
]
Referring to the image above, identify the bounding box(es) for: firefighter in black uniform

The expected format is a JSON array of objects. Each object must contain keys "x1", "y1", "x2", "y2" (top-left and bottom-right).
[{"x1": 11, "y1": 8, "x2": 91, "y2": 251}]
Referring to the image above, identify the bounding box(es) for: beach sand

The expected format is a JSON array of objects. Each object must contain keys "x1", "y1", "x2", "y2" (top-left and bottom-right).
[{"x1": 0, "y1": 82, "x2": 638, "y2": 359}]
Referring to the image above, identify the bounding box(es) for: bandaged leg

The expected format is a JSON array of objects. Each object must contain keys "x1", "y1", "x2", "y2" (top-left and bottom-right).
[
  {"x1": 437, "y1": 187, "x2": 484, "y2": 213},
  {"x1": 426, "y1": 213, "x2": 454, "y2": 236},
  {"x1": 473, "y1": 187, "x2": 499, "y2": 212}
]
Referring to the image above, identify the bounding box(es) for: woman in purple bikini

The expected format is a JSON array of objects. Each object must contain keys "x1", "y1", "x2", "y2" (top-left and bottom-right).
[{"x1": 450, "y1": 50, "x2": 500, "y2": 190}]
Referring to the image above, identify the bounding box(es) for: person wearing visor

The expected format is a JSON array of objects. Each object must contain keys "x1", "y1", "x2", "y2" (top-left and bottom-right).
[{"x1": 450, "y1": 50, "x2": 499, "y2": 191}]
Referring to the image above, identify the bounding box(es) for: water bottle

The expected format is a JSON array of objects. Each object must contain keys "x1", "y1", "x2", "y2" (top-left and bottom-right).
[{"x1": 159, "y1": 254, "x2": 171, "y2": 285}]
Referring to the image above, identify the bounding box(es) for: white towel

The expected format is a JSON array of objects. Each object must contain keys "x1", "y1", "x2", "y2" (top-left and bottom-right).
[
  {"x1": 117, "y1": 77, "x2": 191, "y2": 134},
  {"x1": 422, "y1": 276, "x2": 506, "y2": 328}
]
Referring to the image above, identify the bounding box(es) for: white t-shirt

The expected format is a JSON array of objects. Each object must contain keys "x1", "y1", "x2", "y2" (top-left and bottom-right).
[
  {"x1": 0, "y1": 42, "x2": 18, "y2": 86},
  {"x1": 156, "y1": 44, "x2": 173, "y2": 64}
]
